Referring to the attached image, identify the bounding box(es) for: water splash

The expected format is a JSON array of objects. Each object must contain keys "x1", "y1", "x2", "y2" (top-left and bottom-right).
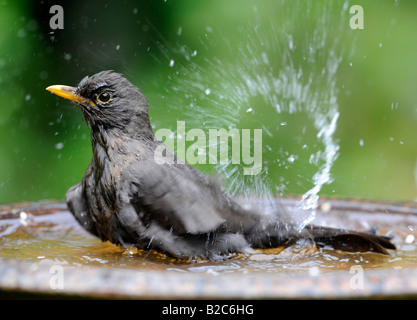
[{"x1": 147, "y1": 0, "x2": 352, "y2": 227}]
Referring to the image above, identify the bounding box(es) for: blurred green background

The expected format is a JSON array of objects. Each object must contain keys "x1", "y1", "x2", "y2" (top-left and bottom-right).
[{"x1": 0, "y1": 0, "x2": 417, "y2": 203}]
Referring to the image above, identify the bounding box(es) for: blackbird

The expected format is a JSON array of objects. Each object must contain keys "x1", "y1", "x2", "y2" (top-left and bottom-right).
[{"x1": 46, "y1": 70, "x2": 395, "y2": 259}]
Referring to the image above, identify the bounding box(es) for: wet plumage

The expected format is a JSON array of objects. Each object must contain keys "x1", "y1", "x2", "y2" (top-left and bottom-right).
[{"x1": 47, "y1": 71, "x2": 395, "y2": 259}]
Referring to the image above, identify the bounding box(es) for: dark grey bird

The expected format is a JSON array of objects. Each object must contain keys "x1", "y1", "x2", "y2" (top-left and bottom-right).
[{"x1": 46, "y1": 70, "x2": 395, "y2": 259}]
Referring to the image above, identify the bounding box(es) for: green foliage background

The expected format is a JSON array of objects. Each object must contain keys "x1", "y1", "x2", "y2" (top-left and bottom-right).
[{"x1": 0, "y1": 0, "x2": 417, "y2": 203}]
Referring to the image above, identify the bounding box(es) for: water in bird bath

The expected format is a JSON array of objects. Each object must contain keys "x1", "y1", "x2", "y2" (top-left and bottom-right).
[
  {"x1": 1, "y1": 201, "x2": 416, "y2": 298},
  {"x1": 1, "y1": 203, "x2": 416, "y2": 277}
]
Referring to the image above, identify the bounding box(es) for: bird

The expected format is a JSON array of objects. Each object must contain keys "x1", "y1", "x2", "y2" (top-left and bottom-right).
[{"x1": 46, "y1": 70, "x2": 395, "y2": 259}]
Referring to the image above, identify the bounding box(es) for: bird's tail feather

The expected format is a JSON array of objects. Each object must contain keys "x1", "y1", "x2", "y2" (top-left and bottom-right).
[
  {"x1": 304, "y1": 225, "x2": 395, "y2": 254},
  {"x1": 246, "y1": 223, "x2": 396, "y2": 254}
]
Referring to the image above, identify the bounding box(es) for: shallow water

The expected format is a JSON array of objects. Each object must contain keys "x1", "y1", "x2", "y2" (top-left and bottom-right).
[{"x1": 1, "y1": 207, "x2": 416, "y2": 277}]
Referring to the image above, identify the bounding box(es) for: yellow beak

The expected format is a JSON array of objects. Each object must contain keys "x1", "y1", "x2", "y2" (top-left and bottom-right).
[{"x1": 46, "y1": 85, "x2": 93, "y2": 106}]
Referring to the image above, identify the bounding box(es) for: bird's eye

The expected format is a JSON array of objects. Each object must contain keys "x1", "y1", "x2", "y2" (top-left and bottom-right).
[{"x1": 97, "y1": 91, "x2": 111, "y2": 104}]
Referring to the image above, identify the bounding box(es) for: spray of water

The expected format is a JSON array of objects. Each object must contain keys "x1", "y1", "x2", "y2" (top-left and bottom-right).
[{"x1": 147, "y1": 0, "x2": 353, "y2": 228}]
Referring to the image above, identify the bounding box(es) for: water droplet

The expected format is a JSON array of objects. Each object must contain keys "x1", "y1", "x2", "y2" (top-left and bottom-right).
[
  {"x1": 359, "y1": 139, "x2": 364, "y2": 147},
  {"x1": 55, "y1": 142, "x2": 64, "y2": 150},
  {"x1": 405, "y1": 234, "x2": 415, "y2": 244},
  {"x1": 204, "y1": 88, "x2": 211, "y2": 95},
  {"x1": 27, "y1": 19, "x2": 38, "y2": 31},
  {"x1": 308, "y1": 266, "x2": 320, "y2": 277},
  {"x1": 321, "y1": 202, "x2": 332, "y2": 212},
  {"x1": 116, "y1": 44, "x2": 120, "y2": 50},
  {"x1": 261, "y1": 52, "x2": 269, "y2": 64},
  {"x1": 169, "y1": 59, "x2": 175, "y2": 67},
  {"x1": 17, "y1": 29, "x2": 26, "y2": 38},
  {"x1": 288, "y1": 35, "x2": 294, "y2": 50},
  {"x1": 19, "y1": 211, "x2": 33, "y2": 226}
]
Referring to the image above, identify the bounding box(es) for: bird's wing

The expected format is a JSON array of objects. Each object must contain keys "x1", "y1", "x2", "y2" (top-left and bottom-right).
[
  {"x1": 119, "y1": 159, "x2": 226, "y2": 235},
  {"x1": 66, "y1": 180, "x2": 100, "y2": 238}
]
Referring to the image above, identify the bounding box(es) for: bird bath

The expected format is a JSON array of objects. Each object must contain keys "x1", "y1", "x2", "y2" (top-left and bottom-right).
[{"x1": 1, "y1": 198, "x2": 417, "y2": 299}]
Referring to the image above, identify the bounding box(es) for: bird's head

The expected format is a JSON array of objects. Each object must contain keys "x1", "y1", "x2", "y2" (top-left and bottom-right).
[{"x1": 46, "y1": 70, "x2": 152, "y2": 135}]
